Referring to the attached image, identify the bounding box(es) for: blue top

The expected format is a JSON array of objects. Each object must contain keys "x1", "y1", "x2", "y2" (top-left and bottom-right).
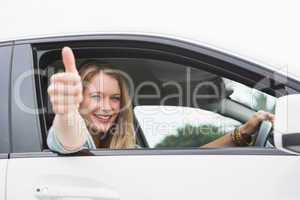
[{"x1": 47, "y1": 126, "x2": 96, "y2": 154}]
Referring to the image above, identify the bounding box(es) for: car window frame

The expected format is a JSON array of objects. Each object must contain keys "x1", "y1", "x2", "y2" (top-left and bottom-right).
[
  {"x1": 0, "y1": 42, "x2": 13, "y2": 154},
  {"x1": 10, "y1": 44, "x2": 43, "y2": 153},
  {"x1": 10, "y1": 34, "x2": 300, "y2": 156}
]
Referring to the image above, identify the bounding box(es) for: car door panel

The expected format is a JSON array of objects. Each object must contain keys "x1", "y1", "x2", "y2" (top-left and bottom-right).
[
  {"x1": 0, "y1": 158, "x2": 8, "y2": 200},
  {"x1": 6, "y1": 153, "x2": 300, "y2": 200}
]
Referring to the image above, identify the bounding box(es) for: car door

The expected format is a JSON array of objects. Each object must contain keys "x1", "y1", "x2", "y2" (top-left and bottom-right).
[
  {"x1": 0, "y1": 156, "x2": 7, "y2": 200},
  {"x1": 0, "y1": 43, "x2": 12, "y2": 200},
  {"x1": 6, "y1": 34, "x2": 300, "y2": 200}
]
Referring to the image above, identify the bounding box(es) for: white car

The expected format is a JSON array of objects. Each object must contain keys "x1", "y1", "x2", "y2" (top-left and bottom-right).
[{"x1": 1, "y1": 1, "x2": 300, "y2": 200}]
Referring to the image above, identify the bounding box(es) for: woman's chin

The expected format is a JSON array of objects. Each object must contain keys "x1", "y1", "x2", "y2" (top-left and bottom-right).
[
  {"x1": 87, "y1": 115, "x2": 117, "y2": 135},
  {"x1": 87, "y1": 121, "x2": 110, "y2": 135},
  {"x1": 95, "y1": 121, "x2": 113, "y2": 132}
]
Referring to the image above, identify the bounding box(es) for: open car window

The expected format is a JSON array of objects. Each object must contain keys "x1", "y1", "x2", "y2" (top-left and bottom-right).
[{"x1": 34, "y1": 42, "x2": 282, "y2": 150}]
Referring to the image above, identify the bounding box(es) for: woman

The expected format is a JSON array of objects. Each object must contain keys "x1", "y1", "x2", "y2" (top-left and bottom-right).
[
  {"x1": 47, "y1": 47, "x2": 135, "y2": 153},
  {"x1": 47, "y1": 47, "x2": 274, "y2": 153}
]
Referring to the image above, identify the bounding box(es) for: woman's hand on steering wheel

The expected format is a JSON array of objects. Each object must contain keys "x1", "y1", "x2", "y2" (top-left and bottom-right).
[{"x1": 239, "y1": 110, "x2": 275, "y2": 138}]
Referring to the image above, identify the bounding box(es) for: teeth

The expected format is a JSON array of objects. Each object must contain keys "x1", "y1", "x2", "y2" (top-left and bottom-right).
[{"x1": 94, "y1": 114, "x2": 111, "y2": 120}]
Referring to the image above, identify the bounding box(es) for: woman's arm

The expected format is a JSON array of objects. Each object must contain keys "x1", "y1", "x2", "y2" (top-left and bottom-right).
[
  {"x1": 47, "y1": 47, "x2": 89, "y2": 151},
  {"x1": 47, "y1": 113, "x2": 96, "y2": 153},
  {"x1": 201, "y1": 132, "x2": 235, "y2": 148},
  {"x1": 202, "y1": 111, "x2": 275, "y2": 148},
  {"x1": 51, "y1": 112, "x2": 89, "y2": 151}
]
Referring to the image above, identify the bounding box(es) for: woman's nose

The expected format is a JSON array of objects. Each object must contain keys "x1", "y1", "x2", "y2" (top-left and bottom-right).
[{"x1": 100, "y1": 98, "x2": 112, "y2": 112}]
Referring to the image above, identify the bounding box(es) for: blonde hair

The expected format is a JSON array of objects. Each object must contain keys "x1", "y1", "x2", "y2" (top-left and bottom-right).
[{"x1": 79, "y1": 62, "x2": 135, "y2": 149}]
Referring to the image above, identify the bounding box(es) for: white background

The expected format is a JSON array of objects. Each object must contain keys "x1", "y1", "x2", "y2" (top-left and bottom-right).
[{"x1": 1, "y1": 0, "x2": 299, "y2": 77}]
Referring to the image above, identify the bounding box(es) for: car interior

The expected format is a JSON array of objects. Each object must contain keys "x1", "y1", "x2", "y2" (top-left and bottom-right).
[{"x1": 35, "y1": 47, "x2": 278, "y2": 150}]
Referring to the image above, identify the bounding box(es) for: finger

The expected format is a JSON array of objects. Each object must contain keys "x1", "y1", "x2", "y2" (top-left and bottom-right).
[
  {"x1": 260, "y1": 111, "x2": 272, "y2": 120},
  {"x1": 50, "y1": 73, "x2": 81, "y2": 85},
  {"x1": 53, "y1": 104, "x2": 78, "y2": 114},
  {"x1": 48, "y1": 83, "x2": 82, "y2": 96},
  {"x1": 253, "y1": 112, "x2": 264, "y2": 121},
  {"x1": 266, "y1": 113, "x2": 275, "y2": 123},
  {"x1": 62, "y1": 47, "x2": 78, "y2": 74},
  {"x1": 257, "y1": 111, "x2": 275, "y2": 123},
  {"x1": 50, "y1": 95, "x2": 82, "y2": 105}
]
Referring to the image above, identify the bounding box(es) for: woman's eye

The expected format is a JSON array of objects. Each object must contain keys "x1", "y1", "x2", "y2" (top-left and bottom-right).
[
  {"x1": 111, "y1": 96, "x2": 120, "y2": 101},
  {"x1": 91, "y1": 95, "x2": 101, "y2": 101}
]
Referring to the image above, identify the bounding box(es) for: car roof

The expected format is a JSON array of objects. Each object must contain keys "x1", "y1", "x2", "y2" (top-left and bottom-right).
[{"x1": 1, "y1": 0, "x2": 299, "y2": 79}]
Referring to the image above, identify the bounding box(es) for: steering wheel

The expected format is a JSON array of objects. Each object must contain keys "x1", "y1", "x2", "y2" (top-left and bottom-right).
[{"x1": 253, "y1": 120, "x2": 273, "y2": 147}]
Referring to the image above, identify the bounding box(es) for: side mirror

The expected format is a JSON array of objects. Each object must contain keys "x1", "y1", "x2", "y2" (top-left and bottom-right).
[{"x1": 274, "y1": 94, "x2": 300, "y2": 155}]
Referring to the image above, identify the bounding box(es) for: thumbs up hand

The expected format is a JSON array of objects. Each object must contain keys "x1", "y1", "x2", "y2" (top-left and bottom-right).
[{"x1": 48, "y1": 47, "x2": 83, "y2": 114}]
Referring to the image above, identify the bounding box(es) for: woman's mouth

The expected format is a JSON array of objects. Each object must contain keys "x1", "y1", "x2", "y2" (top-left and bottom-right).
[{"x1": 93, "y1": 113, "x2": 112, "y2": 123}]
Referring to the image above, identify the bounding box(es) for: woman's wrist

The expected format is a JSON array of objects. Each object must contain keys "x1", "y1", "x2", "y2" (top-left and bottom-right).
[
  {"x1": 231, "y1": 126, "x2": 253, "y2": 146},
  {"x1": 239, "y1": 124, "x2": 251, "y2": 136},
  {"x1": 53, "y1": 111, "x2": 87, "y2": 148}
]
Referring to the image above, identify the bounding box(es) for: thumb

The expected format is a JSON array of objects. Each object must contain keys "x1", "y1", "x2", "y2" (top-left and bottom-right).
[{"x1": 62, "y1": 47, "x2": 78, "y2": 74}]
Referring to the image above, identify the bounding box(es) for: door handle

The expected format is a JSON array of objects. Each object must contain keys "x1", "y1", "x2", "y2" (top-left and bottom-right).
[{"x1": 34, "y1": 185, "x2": 119, "y2": 200}]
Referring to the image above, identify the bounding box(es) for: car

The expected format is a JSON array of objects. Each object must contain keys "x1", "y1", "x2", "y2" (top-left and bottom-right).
[{"x1": 1, "y1": 1, "x2": 300, "y2": 200}]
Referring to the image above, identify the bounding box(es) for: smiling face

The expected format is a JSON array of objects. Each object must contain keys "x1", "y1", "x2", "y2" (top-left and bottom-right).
[{"x1": 79, "y1": 71, "x2": 121, "y2": 134}]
